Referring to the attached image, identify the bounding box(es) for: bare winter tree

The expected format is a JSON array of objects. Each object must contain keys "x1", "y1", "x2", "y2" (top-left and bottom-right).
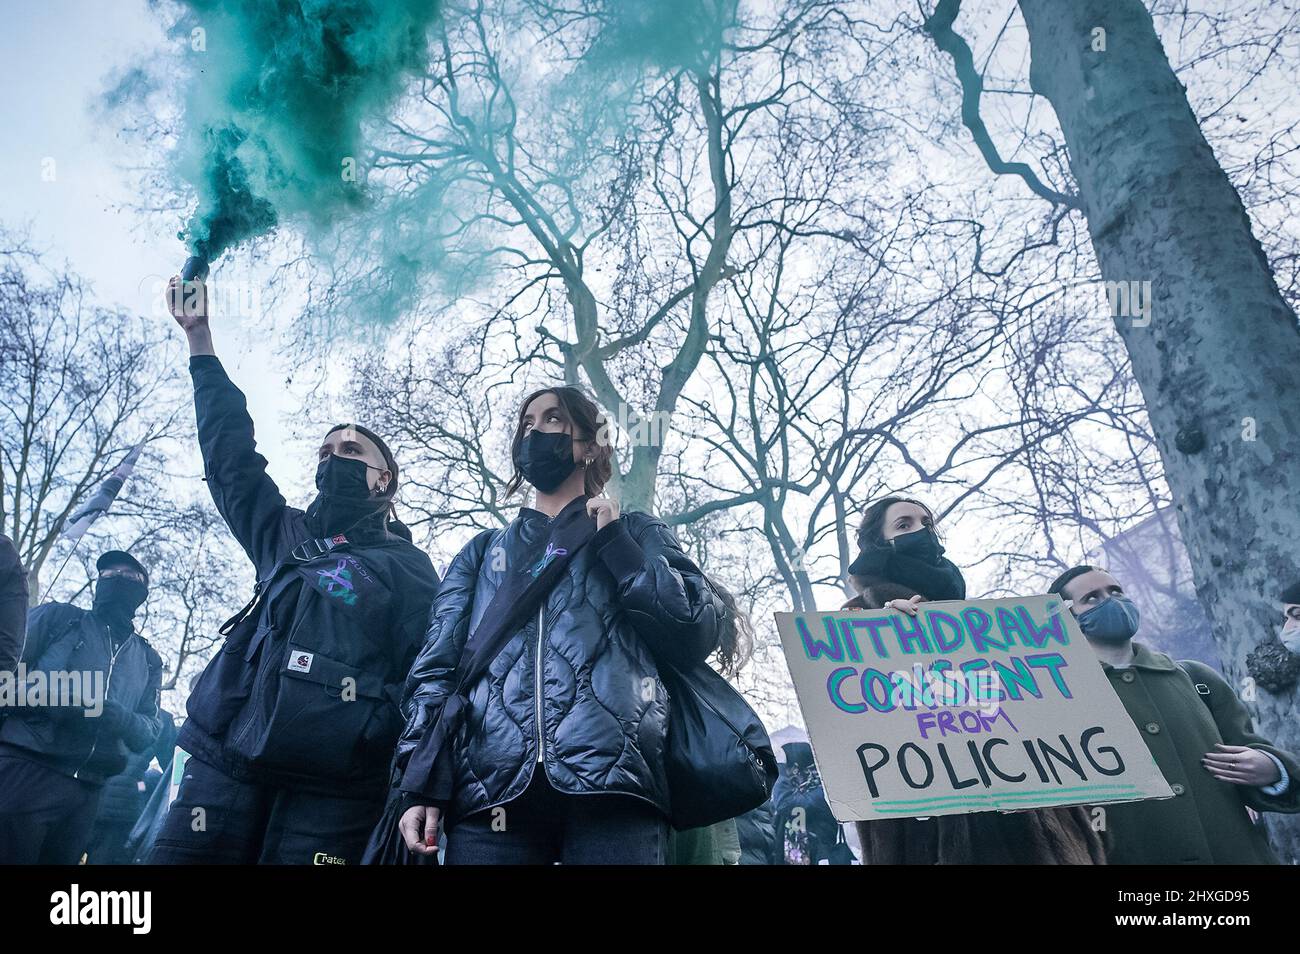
[
  {"x1": 0, "y1": 236, "x2": 188, "y2": 597},
  {"x1": 917, "y1": 0, "x2": 1300, "y2": 859},
  {"x1": 0, "y1": 233, "x2": 252, "y2": 713},
  {"x1": 99, "y1": 0, "x2": 1296, "y2": 772},
  {"x1": 314, "y1": 0, "x2": 888, "y2": 514},
  {"x1": 332, "y1": 2, "x2": 1173, "y2": 730},
  {"x1": 1016, "y1": 0, "x2": 1300, "y2": 861}
]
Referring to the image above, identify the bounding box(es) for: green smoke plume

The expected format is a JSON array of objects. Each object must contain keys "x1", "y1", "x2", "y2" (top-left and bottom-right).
[
  {"x1": 584, "y1": 0, "x2": 732, "y2": 74},
  {"x1": 173, "y1": 0, "x2": 443, "y2": 267}
]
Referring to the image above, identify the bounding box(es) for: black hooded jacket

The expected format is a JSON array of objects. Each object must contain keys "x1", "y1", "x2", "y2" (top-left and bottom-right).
[
  {"x1": 393, "y1": 507, "x2": 724, "y2": 824},
  {"x1": 0, "y1": 601, "x2": 163, "y2": 785},
  {"x1": 178, "y1": 356, "x2": 439, "y2": 797}
]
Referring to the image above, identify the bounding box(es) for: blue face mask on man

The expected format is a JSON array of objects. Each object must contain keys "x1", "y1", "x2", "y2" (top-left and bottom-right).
[
  {"x1": 1281, "y1": 620, "x2": 1300, "y2": 656},
  {"x1": 1076, "y1": 594, "x2": 1141, "y2": 645}
]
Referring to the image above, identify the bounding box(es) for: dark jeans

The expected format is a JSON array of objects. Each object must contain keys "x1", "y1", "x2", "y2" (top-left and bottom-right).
[
  {"x1": 148, "y1": 755, "x2": 385, "y2": 865},
  {"x1": 444, "y1": 770, "x2": 668, "y2": 865},
  {"x1": 0, "y1": 755, "x2": 103, "y2": 864}
]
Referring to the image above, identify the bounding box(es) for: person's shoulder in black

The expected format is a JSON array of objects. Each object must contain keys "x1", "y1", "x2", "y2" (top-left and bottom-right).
[{"x1": 0, "y1": 534, "x2": 29, "y2": 675}]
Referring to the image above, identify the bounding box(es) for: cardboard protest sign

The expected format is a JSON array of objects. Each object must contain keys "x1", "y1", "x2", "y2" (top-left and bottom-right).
[
  {"x1": 168, "y1": 748, "x2": 191, "y2": 807},
  {"x1": 775, "y1": 596, "x2": 1172, "y2": 821}
]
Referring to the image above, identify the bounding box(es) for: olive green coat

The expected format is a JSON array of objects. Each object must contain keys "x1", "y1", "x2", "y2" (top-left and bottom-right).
[{"x1": 1099, "y1": 642, "x2": 1300, "y2": 864}]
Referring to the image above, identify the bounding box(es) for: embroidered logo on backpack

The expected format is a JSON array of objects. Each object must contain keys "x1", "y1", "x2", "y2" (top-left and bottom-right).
[{"x1": 315, "y1": 558, "x2": 359, "y2": 605}]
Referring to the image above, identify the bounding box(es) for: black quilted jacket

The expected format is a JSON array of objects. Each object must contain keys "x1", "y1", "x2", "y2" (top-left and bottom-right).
[{"x1": 395, "y1": 508, "x2": 724, "y2": 824}]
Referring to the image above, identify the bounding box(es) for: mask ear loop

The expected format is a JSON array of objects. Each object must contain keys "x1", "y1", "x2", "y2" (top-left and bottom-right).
[
  {"x1": 1046, "y1": 598, "x2": 1075, "y2": 622},
  {"x1": 372, "y1": 463, "x2": 397, "y2": 533},
  {"x1": 373, "y1": 453, "x2": 399, "y2": 534}
]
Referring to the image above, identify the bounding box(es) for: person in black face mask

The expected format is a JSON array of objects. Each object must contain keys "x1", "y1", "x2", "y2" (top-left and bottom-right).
[
  {"x1": 388, "y1": 386, "x2": 729, "y2": 865},
  {"x1": 91, "y1": 555, "x2": 150, "y2": 637},
  {"x1": 152, "y1": 275, "x2": 439, "y2": 865},
  {"x1": 843, "y1": 496, "x2": 966, "y2": 616},
  {"x1": 1051, "y1": 565, "x2": 1300, "y2": 864},
  {"x1": 841, "y1": 497, "x2": 1104, "y2": 866},
  {"x1": 306, "y1": 424, "x2": 400, "y2": 537},
  {"x1": 0, "y1": 550, "x2": 164, "y2": 864}
]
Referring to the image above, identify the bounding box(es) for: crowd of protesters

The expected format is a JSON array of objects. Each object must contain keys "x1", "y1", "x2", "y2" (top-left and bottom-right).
[{"x1": 0, "y1": 275, "x2": 1296, "y2": 866}]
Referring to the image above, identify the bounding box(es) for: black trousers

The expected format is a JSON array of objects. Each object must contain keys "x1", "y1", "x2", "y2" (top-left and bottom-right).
[
  {"x1": 444, "y1": 770, "x2": 668, "y2": 865},
  {"x1": 0, "y1": 755, "x2": 103, "y2": 865},
  {"x1": 148, "y1": 756, "x2": 385, "y2": 865}
]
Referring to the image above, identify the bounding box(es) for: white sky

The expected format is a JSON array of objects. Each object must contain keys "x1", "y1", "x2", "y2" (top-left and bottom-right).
[{"x1": 0, "y1": 0, "x2": 300, "y2": 494}]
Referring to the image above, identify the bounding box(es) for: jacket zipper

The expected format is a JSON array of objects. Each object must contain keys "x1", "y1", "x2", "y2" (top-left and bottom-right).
[
  {"x1": 535, "y1": 605, "x2": 545, "y2": 764},
  {"x1": 74, "y1": 626, "x2": 122, "y2": 780}
]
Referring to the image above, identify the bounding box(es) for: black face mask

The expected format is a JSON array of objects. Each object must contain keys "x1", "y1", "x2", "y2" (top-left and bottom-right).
[
  {"x1": 307, "y1": 454, "x2": 388, "y2": 536},
  {"x1": 92, "y1": 576, "x2": 147, "y2": 633},
  {"x1": 891, "y1": 525, "x2": 944, "y2": 564},
  {"x1": 515, "y1": 430, "x2": 577, "y2": 494},
  {"x1": 848, "y1": 526, "x2": 967, "y2": 602}
]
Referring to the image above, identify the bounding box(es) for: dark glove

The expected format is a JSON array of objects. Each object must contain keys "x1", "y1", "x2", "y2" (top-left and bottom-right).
[
  {"x1": 99, "y1": 700, "x2": 130, "y2": 733},
  {"x1": 100, "y1": 700, "x2": 154, "y2": 751}
]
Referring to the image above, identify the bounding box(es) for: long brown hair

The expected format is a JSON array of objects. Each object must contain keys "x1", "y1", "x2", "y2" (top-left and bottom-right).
[
  {"x1": 504, "y1": 386, "x2": 614, "y2": 498},
  {"x1": 708, "y1": 576, "x2": 755, "y2": 677},
  {"x1": 849, "y1": 495, "x2": 940, "y2": 599}
]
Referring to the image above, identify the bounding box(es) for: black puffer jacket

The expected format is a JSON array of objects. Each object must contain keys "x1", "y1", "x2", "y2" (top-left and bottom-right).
[
  {"x1": 178, "y1": 356, "x2": 439, "y2": 797},
  {"x1": 0, "y1": 602, "x2": 163, "y2": 784},
  {"x1": 395, "y1": 508, "x2": 723, "y2": 824}
]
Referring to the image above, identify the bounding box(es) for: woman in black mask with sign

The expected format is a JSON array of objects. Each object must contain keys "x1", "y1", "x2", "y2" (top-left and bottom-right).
[
  {"x1": 843, "y1": 496, "x2": 1105, "y2": 865},
  {"x1": 845, "y1": 496, "x2": 968, "y2": 615},
  {"x1": 386, "y1": 386, "x2": 725, "y2": 864},
  {"x1": 151, "y1": 276, "x2": 438, "y2": 865}
]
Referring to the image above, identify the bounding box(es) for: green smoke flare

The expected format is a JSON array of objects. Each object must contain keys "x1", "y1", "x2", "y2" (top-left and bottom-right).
[{"x1": 174, "y1": 0, "x2": 443, "y2": 266}]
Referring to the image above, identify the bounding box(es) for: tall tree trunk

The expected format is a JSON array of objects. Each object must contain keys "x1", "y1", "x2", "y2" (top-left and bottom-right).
[{"x1": 1019, "y1": 0, "x2": 1300, "y2": 861}]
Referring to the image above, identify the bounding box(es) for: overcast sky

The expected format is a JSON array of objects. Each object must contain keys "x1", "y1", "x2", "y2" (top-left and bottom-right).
[{"x1": 0, "y1": 0, "x2": 300, "y2": 492}]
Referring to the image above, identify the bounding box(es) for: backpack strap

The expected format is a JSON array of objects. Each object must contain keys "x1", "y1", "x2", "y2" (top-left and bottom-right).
[{"x1": 1176, "y1": 661, "x2": 1214, "y2": 710}]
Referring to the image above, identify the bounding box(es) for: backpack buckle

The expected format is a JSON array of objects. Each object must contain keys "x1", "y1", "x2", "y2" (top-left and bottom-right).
[{"x1": 291, "y1": 533, "x2": 348, "y2": 563}]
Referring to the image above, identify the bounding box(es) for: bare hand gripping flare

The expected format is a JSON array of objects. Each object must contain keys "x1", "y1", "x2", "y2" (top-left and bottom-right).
[{"x1": 170, "y1": 0, "x2": 443, "y2": 282}]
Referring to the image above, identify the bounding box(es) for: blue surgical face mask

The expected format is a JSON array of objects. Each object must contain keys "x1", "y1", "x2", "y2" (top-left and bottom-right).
[
  {"x1": 1076, "y1": 594, "x2": 1141, "y2": 645},
  {"x1": 1281, "y1": 620, "x2": 1300, "y2": 655}
]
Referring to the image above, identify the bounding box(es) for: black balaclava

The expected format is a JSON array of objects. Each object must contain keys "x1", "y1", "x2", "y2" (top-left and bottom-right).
[
  {"x1": 306, "y1": 423, "x2": 400, "y2": 538},
  {"x1": 848, "y1": 525, "x2": 967, "y2": 602},
  {"x1": 306, "y1": 454, "x2": 392, "y2": 537},
  {"x1": 92, "y1": 575, "x2": 147, "y2": 636},
  {"x1": 514, "y1": 430, "x2": 578, "y2": 494}
]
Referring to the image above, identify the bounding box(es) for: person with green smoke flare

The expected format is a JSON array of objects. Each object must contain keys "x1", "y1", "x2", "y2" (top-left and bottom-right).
[{"x1": 148, "y1": 278, "x2": 438, "y2": 865}]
